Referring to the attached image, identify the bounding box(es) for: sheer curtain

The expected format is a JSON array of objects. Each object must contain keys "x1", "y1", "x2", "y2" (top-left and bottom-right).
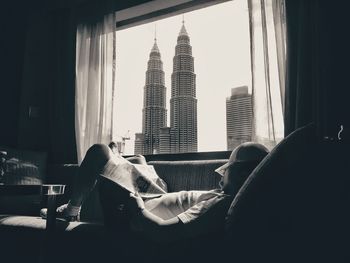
[
  {"x1": 248, "y1": 0, "x2": 286, "y2": 149},
  {"x1": 75, "y1": 13, "x2": 116, "y2": 163}
]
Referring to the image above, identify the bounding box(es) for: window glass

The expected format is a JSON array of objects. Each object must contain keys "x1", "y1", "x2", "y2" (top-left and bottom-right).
[{"x1": 113, "y1": 0, "x2": 283, "y2": 155}]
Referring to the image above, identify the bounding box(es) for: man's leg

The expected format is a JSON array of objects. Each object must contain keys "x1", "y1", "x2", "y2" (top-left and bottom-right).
[
  {"x1": 41, "y1": 144, "x2": 113, "y2": 221},
  {"x1": 69, "y1": 144, "x2": 113, "y2": 206}
]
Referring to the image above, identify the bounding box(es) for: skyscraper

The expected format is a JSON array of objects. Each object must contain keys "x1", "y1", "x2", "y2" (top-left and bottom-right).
[
  {"x1": 134, "y1": 38, "x2": 167, "y2": 155},
  {"x1": 226, "y1": 86, "x2": 253, "y2": 150},
  {"x1": 169, "y1": 21, "x2": 197, "y2": 153}
]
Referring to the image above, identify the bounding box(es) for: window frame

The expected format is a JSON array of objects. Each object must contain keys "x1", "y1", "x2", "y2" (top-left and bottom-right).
[{"x1": 115, "y1": 0, "x2": 231, "y2": 31}]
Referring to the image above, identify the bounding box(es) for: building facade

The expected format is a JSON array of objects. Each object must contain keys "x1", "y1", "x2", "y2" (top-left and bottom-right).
[
  {"x1": 167, "y1": 22, "x2": 197, "y2": 153},
  {"x1": 135, "y1": 22, "x2": 198, "y2": 155},
  {"x1": 226, "y1": 86, "x2": 253, "y2": 150},
  {"x1": 134, "y1": 39, "x2": 167, "y2": 155}
]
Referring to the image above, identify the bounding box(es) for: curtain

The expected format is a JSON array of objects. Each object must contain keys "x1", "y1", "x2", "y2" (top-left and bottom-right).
[
  {"x1": 284, "y1": 0, "x2": 349, "y2": 140},
  {"x1": 284, "y1": 0, "x2": 322, "y2": 138},
  {"x1": 75, "y1": 13, "x2": 116, "y2": 163},
  {"x1": 248, "y1": 0, "x2": 286, "y2": 149},
  {"x1": 48, "y1": 9, "x2": 78, "y2": 164}
]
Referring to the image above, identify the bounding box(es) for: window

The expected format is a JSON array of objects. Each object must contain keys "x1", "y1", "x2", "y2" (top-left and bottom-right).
[{"x1": 112, "y1": 0, "x2": 284, "y2": 155}]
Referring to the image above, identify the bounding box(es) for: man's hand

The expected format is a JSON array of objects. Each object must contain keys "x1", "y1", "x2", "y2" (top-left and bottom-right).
[
  {"x1": 128, "y1": 192, "x2": 145, "y2": 215},
  {"x1": 128, "y1": 192, "x2": 182, "y2": 242}
]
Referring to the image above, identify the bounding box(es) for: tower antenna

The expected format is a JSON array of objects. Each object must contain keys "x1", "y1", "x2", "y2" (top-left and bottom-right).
[
  {"x1": 154, "y1": 24, "x2": 157, "y2": 42},
  {"x1": 182, "y1": 14, "x2": 185, "y2": 24}
]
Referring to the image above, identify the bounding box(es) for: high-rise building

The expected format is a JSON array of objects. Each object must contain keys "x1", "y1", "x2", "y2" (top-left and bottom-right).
[
  {"x1": 159, "y1": 127, "x2": 171, "y2": 154},
  {"x1": 168, "y1": 21, "x2": 197, "y2": 153},
  {"x1": 134, "y1": 38, "x2": 167, "y2": 155},
  {"x1": 134, "y1": 133, "x2": 144, "y2": 155},
  {"x1": 226, "y1": 86, "x2": 253, "y2": 150}
]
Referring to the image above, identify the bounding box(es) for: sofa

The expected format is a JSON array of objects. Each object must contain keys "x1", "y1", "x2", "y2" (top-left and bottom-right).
[
  {"x1": 0, "y1": 152, "x2": 228, "y2": 263},
  {"x1": 1, "y1": 123, "x2": 349, "y2": 263}
]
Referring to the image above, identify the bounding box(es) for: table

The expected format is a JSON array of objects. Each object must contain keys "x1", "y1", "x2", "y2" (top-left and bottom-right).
[
  {"x1": 0, "y1": 184, "x2": 66, "y2": 262},
  {"x1": 0, "y1": 184, "x2": 42, "y2": 195},
  {"x1": 0, "y1": 184, "x2": 66, "y2": 231}
]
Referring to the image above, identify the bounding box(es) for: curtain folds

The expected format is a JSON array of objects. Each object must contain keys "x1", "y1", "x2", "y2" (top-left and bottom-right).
[
  {"x1": 284, "y1": 0, "x2": 322, "y2": 137},
  {"x1": 75, "y1": 13, "x2": 116, "y2": 163},
  {"x1": 284, "y1": 0, "x2": 350, "y2": 140},
  {"x1": 248, "y1": 0, "x2": 286, "y2": 149}
]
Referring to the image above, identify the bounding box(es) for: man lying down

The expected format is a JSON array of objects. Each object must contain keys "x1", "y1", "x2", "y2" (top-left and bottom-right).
[{"x1": 41, "y1": 142, "x2": 269, "y2": 243}]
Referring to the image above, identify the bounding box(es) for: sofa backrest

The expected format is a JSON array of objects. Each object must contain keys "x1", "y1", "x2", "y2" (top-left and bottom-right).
[
  {"x1": 148, "y1": 160, "x2": 225, "y2": 192},
  {"x1": 223, "y1": 123, "x2": 350, "y2": 261}
]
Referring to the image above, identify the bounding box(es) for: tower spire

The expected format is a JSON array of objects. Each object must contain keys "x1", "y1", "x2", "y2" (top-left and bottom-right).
[
  {"x1": 179, "y1": 15, "x2": 188, "y2": 36},
  {"x1": 154, "y1": 24, "x2": 157, "y2": 42},
  {"x1": 151, "y1": 24, "x2": 159, "y2": 53}
]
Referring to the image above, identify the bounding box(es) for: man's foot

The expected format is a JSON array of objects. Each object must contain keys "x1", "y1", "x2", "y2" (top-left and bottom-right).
[{"x1": 40, "y1": 204, "x2": 80, "y2": 222}]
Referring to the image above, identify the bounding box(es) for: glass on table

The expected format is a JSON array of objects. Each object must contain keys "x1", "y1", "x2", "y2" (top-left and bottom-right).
[
  {"x1": 41, "y1": 184, "x2": 66, "y2": 233},
  {"x1": 41, "y1": 184, "x2": 65, "y2": 196}
]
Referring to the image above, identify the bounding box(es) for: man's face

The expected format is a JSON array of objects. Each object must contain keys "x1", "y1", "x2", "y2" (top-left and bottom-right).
[
  {"x1": 219, "y1": 162, "x2": 254, "y2": 195},
  {"x1": 219, "y1": 163, "x2": 235, "y2": 192}
]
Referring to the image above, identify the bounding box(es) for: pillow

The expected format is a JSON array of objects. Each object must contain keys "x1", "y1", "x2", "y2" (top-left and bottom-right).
[
  {"x1": 223, "y1": 123, "x2": 317, "y2": 261},
  {"x1": 0, "y1": 147, "x2": 47, "y2": 185}
]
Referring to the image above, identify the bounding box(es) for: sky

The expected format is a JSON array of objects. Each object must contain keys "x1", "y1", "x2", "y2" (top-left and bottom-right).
[{"x1": 114, "y1": 0, "x2": 251, "y2": 155}]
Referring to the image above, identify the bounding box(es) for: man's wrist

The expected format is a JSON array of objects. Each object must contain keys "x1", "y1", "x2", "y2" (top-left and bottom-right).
[{"x1": 137, "y1": 207, "x2": 145, "y2": 218}]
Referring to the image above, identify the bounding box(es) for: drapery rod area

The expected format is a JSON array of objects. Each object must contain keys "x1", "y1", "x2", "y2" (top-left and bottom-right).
[{"x1": 115, "y1": 0, "x2": 229, "y2": 30}]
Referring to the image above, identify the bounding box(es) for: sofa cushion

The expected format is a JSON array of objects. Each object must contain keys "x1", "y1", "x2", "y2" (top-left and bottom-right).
[
  {"x1": 0, "y1": 215, "x2": 103, "y2": 232},
  {"x1": 0, "y1": 215, "x2": 107, "y2": 263}
]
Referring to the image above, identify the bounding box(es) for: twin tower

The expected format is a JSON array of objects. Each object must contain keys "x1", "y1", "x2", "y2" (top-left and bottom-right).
[{"x1": 134, "y1": 22, "x2": 197, "y2": 154}]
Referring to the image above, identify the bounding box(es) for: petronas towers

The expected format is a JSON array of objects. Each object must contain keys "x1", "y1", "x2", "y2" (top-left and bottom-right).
[{"x1": 135, "y1": 22, "x2": 197, "y2": 154}]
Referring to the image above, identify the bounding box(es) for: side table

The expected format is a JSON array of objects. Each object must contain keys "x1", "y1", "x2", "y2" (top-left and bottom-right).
[{"x1": 0, "y1": 184, "x2": 66, "y2": 232}]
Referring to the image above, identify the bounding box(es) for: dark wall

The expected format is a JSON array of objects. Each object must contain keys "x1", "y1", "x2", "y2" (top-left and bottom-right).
[
  {"x1": 0, "y1": 4, "x2": 28, "y2": 148},
  {"x1": 319, "y1": 1, "x2": 350, "y2": 135},
  {"x1": 0, "y1": 2, "x2": 78, "y2": 163},
  {"x1": 18, "y1": 8, "x2": 78, "y2": 164},
  {"x1": 17, "y1": 10, "x2": 52, "y2": 150}
]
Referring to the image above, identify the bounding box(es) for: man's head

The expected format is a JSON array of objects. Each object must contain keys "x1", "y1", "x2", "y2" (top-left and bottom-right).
[
  {"x1": 108, "y1": 141, "x2": 120, "y2": 155},
  {"x1": 216, "y1": 142, "x2": 269, "y2": 195}
]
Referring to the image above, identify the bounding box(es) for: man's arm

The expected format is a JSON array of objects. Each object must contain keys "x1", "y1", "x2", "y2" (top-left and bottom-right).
[{"x1": 128, "y1": 193, "x2": 185, "y2": 243}]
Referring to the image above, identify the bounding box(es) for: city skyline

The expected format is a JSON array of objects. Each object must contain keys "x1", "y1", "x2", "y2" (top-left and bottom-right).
[
  {"x1": 135, "y1": 21, "x2": 198, "y2": 154},
  {"x1": 114, "y1": 0, "x2": 251, "y2": 154}
]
